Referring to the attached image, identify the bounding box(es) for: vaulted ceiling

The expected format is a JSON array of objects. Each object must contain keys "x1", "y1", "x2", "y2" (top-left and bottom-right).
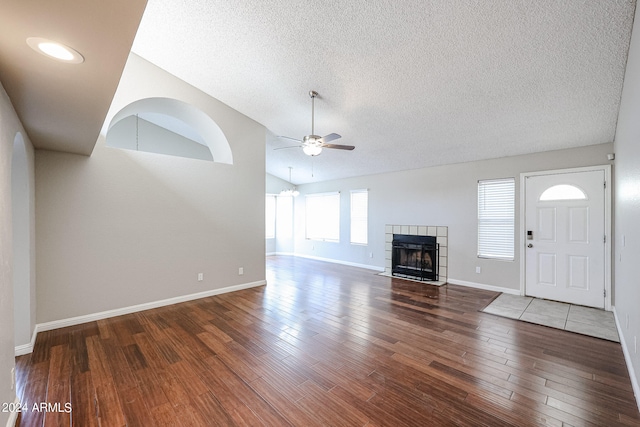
[
  {"x1": 132, "y1": 0, "x2": 636, "y2": 184},
  {"x1": 0, "y1": 1, "x2": 636, "y2": 184},
  {"x1": 0, "y1": 0, "x2": 147, "y2": 155}
]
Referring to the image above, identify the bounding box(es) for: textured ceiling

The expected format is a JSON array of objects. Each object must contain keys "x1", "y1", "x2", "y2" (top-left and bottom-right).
[{"x1": 132, "y1": 1, "x2": 635, "y2": 184}]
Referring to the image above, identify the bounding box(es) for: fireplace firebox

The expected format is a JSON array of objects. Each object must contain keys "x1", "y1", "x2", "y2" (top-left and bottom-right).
[{"x1": 391, "y1": 234, "x2": 439, "y2": 281}]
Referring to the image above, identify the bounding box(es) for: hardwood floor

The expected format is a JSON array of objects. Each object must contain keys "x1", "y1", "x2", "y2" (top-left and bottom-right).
[{"x1": 15, "y1": 255, "x2": 640, "y2": 426}]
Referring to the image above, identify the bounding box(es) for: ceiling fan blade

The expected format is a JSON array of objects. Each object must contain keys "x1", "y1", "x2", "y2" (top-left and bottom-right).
[
  {"x1": 277, "y1": 135, "x2": 302, "y2": 142},
  {"x1": 273, "y1": 145, "x2": 301, "y2": 150},
  {"x1": 319, "y1": 133, "x2": 341, "y2": 143},
  {"x1": 322, "y1": 143, "x2": 355, "y2": 150}
]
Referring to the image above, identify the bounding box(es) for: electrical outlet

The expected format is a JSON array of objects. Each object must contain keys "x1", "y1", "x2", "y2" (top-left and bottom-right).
[
  {"x1": 475, "y1": 267, "x2": 481, "y2": 274},
  {"x1": 197, "y1": 273, "x2": 203, "y2": 281},
  {"x1": 369, "y1": 252, "x2": 373, "y2": 258},
  {"x1": 238, "y1": 267, "x2": 244, "y2": 276}
]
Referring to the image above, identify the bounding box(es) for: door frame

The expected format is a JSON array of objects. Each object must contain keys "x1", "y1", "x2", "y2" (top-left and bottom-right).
[{"x1": 519, "y1": 165, "x2": 612, "y2": 311}]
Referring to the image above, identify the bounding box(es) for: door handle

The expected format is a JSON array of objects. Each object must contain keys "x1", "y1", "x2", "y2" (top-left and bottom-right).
[{"x1": 527, "y1": 243, "x2": 533, "y2": 248}]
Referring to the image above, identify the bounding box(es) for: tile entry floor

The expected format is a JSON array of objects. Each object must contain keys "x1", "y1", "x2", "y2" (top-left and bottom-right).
[{"x1": 482, "y1": 293, "x2": 619, "y2": 342}]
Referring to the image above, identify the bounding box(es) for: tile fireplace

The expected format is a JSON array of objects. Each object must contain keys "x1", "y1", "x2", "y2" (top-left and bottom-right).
[{"x1": 384, "y1": 225, "x2": 448, "y2": 285}]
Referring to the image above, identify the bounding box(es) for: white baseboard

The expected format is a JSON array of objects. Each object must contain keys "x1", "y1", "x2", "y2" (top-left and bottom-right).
[
  {"x1": 271, "y1": 251, "x2": 295, "y2": 257},
  {"x1": 5, "y1": 397, "x2": 19, "y2": 427},
  {"x1": 446, "y1": 278, "x2": 521, "y2": 295},
  {"x1": 16, "y1": 280, "x2": 266, "y2": 355},
  {"x1": 291, "y1": 253, "x2": 385, "y2": 272},
  {"x1": 613, "y1": 307, "x2": 640, "y2": 412},
  {"x1": 14, "y1": 328, "x2": 37, "y2": 356}
]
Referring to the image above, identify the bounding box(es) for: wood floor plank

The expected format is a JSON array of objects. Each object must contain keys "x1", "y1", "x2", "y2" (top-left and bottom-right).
[
  {"x1": 248, "y1": 377, "x2": 322, "y2": 427},
  {"x1": 69, "y1": 371, "x2": 98, "y2": 427},
  {"x1": 296, "y1": 380, "x2": 370, "y2": 427},
  {"x1": 167, "y1": 360, "x2": 210, "y2": 397},
  {"x1": 200, "y1": 356, "x2": 294, "y2": 426},
  {"x1": 119, "y1": 385, "x2": 153, "y2": 427},
  {"x1": 191, "y1": 391, "x2": 238, "y2": 426},
  {"x1": 14, "y1": 256, "x2": 640, "y2": 426},
  {"x1": 15, "y1": 377, "x2": 47, "y2": 427},
  {"x1": 94, "y1": 383, "x2": 126, "y2": 427},
  {"x1": 43, "y1": 345, "x2": 71, "y2": 427}
]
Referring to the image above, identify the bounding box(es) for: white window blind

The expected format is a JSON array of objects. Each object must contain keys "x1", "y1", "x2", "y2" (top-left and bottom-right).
[
  {"x1": 306, "y1": 192, "x2": 340, "y2": 241},
  {"x1": 478, "y1": 178, "x2": 515, "y2": 260},
  {"x1": 350, "y1": 190, "x2": 368, "y2": 245},
  {"x1": 265, "y1": 194, "x2": 276, "y2": 239}
]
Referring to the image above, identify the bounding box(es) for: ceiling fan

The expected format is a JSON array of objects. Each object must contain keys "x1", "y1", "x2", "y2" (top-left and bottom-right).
[{"x1": 277, "y1": 90, "x2": 355, "y2": 156}]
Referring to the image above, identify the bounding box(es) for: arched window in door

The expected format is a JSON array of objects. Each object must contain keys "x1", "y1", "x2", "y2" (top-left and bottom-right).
[{"x1": 539, "y1": 184, "x2": 587, "y2": 201}]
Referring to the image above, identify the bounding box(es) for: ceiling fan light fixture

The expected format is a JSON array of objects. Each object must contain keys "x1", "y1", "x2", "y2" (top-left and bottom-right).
[
  {"x1": 303, "y1": 145, "x2": 323, "y2": 156},
  {"x1": 274, "y1": 90, "x2": 353, "y2": 156}
]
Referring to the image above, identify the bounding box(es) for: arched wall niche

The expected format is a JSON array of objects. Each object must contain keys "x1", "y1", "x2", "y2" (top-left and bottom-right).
[{"x1": 106, "y1": 97, "x2": 233, "y2": 164}]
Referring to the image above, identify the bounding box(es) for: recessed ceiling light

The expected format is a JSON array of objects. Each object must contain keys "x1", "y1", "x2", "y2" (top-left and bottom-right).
[{"x1": 26, "y1": 37, "x2": 84, "y2": 64}]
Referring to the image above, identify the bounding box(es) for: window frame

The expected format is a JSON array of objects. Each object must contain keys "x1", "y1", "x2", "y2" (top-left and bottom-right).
[
  {"x1": 305, "y1": 192, "x2": 340, "y2": 242},
  {"x1": 350, "y1": 189, "x2": 368, "y2": 245},
  {"x1": 265, "y1": 194, "x2": 276, "y2": 239},
  {"x1": 477, "y1": 178, "x2": 515, "y2": 261}
]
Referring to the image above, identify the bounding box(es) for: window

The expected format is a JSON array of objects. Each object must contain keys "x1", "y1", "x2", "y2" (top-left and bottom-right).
[
  {"x1": 350, "y1": 190, "x2": 368, "y2": 245},
  {"x1": 539, "y1": 184, "x2": 586, "y2": 201},
  {"x1": 306, "y1": 192, "x2": 340, "y2": 241},
  {"x1": 276, "y1": 195, "x2": 293, "y2": 239},
  {"x1": 478, "y1": 178, "x2": 515, "y2": 260},
  {"x1": 265, "y1": 194, "x2": 276, "y2": 238}
]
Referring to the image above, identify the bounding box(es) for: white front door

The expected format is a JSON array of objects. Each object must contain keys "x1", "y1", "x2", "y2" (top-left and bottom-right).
[{"x1": 524, "y1": 169, "x2": 606, "y2": 308}]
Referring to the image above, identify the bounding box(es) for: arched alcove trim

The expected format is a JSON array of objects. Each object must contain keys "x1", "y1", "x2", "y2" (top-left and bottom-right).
[{"x1": 108, "y1": 97, "x2": 233, "y2": 164}]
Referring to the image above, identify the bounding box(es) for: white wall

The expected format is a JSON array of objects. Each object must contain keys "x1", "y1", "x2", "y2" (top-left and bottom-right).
[
  {"x1": 11, "y1": 132, "x2": 36, "y2": 350},
  {"x1": 0, "y1": 82, "x2": 36, "y2": 426},
  {"x1": 293, "y1": 143, "x2": 613, "y2": 290},
  {"x1": 613, "y1": 1, "x2": 640, "y2": 405},
  {"x1": 107, "y1": 115, "x2": 214, "y2": 161},
  {"x1": 35, "y1": 57, "x2": 266, "y2": 324},
  {"x1": 266, "y1": 173, "x2": 291, "y2": 194}
]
